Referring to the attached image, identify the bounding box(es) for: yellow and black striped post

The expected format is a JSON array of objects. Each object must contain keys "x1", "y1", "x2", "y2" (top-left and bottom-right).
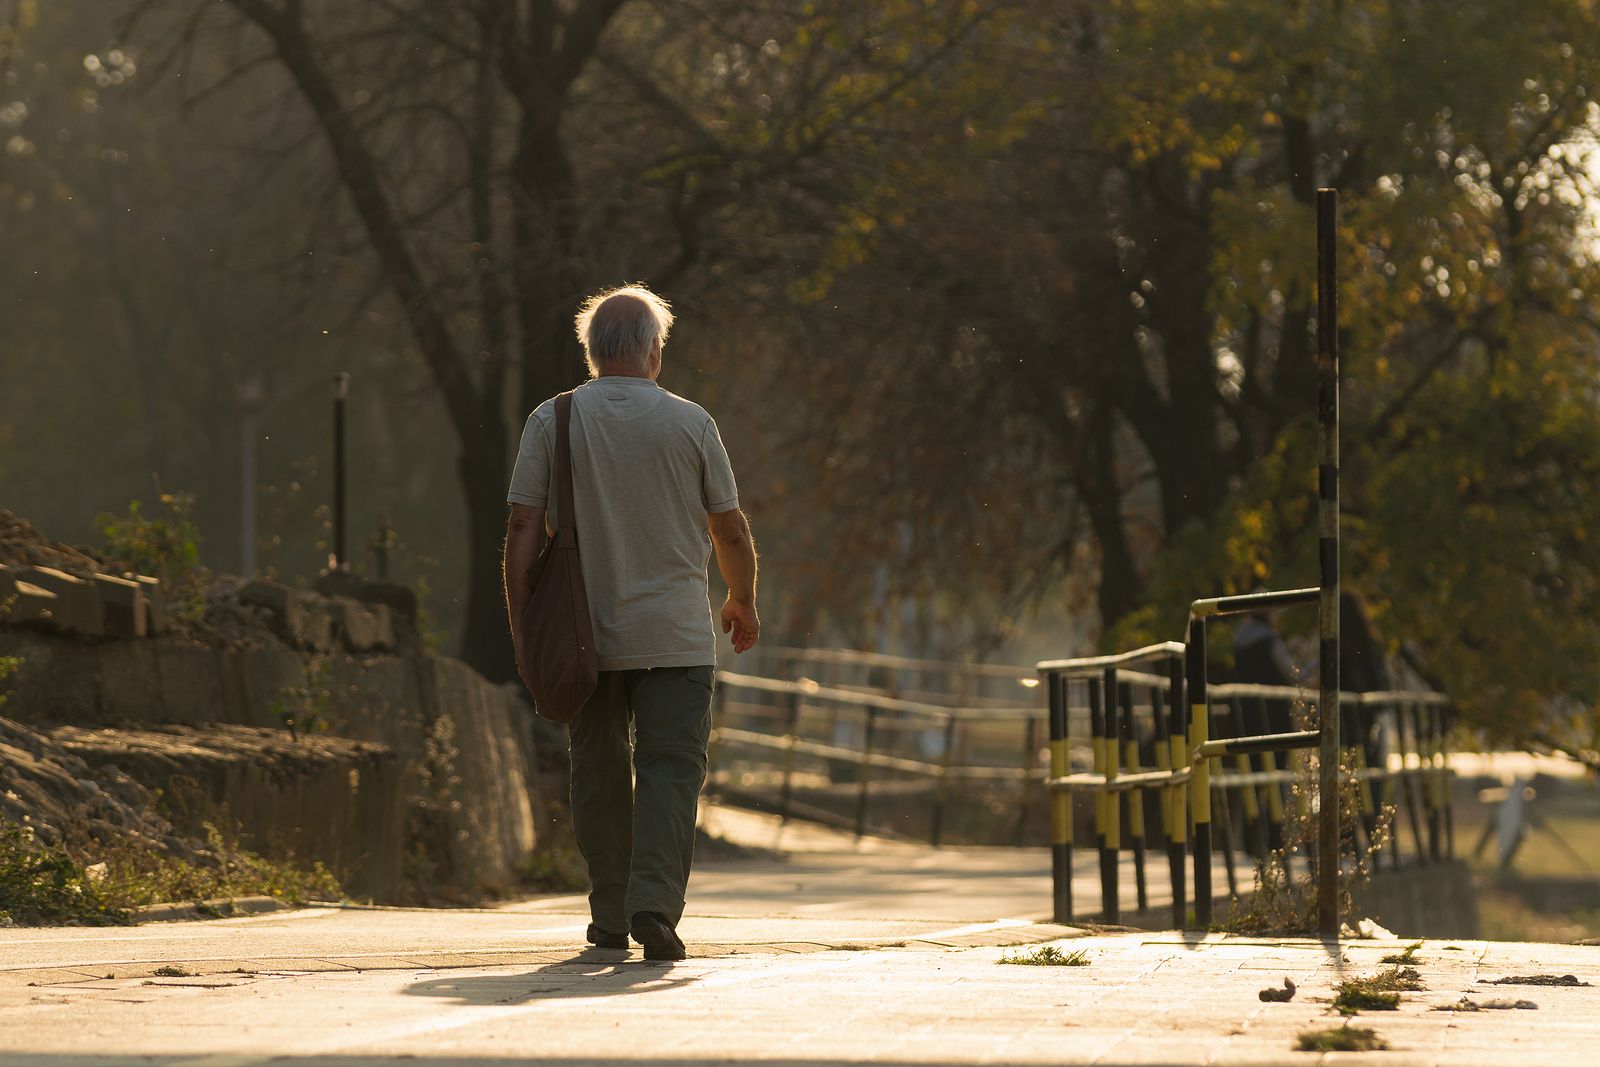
[
  {"x1": 1119, "y1": 680, "x2": 1149, "y2": 913},
  {"x1": 1187, "y1": 617, "x2": 1212, "y2": 928},
  {"x1": 1315, "y1": 187, "x2": 1342, "y2": 939},
  {"x1": 1048, "y1": 671, "x2": 1072, "y2": 922},
  {"x1": 1165, "y1": 657, "x2": 1188, "y2": 929},
  {"x1": 1095, "y1": 669, "x2": 1121, "y2": 923}
]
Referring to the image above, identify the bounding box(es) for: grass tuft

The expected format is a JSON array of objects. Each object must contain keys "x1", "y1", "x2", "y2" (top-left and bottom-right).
[
  {"x1": 1333, "y1": 967, "x2": 1422, "y2": 1015},
  {"x1": 1381, "y1": 940, "x2": 1423, "y2": 965},
  {"x1": 997, "y1": 945, "x2": 1090, "y2": 967},
  {"x1": 1296, "y1": 1024, "x2": 1388, "y2": 1052},
  {"x1": 151, "y1": 965, "x2": 193, "y2": 978}
]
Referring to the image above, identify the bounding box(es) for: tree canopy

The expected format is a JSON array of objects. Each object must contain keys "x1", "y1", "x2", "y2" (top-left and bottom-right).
[{"x1": 3, "y1": 0, "x2": 1598, "y2": 759}]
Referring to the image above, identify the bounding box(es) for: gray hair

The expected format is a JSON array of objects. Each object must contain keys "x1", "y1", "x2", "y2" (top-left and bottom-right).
[{"x1": 574, "y1": 284, "x2": 675, "y2": 376}]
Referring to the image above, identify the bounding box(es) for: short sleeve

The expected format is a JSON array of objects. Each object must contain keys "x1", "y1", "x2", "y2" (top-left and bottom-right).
[
  {"x1": 506, "y1": 412, "x2": 551, "y2": 507},
  {"x1": 700, "y1": 417, "x2": 740, "y2": 513}
]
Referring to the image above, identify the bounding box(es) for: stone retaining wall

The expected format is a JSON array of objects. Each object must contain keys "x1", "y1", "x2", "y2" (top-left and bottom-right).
[
  {"x1": 0, "y1": 630, "x2": 538, "y2": 902},
  {"x1": 47, "y1": 723, "x2": 406, "y2": 901}
]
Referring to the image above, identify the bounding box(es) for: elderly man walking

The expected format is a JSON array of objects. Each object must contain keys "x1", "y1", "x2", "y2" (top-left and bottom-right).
[{"x1": 503, "y1": 285, "x2": 759, "y2": 961}]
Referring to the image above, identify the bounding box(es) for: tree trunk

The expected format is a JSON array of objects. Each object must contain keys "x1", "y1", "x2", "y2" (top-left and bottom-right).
[
  {"x1": 1082, "y1": 405, "x2": 1143, "y2": 629},
  {"x1": 458, "y1": 438, "x2": 515, "y2": 681},
  {"x1": 511, "y1": 120, "x2": 585, "y2": 417}
]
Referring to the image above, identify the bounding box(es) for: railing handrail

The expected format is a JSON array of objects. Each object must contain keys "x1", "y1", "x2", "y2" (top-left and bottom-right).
[
  {"x1": 1207, "y1": 683, "x2": 1451, "y2": 706},
  {"x1": 715, "y1": 670, "x2": 1039, "y2": 721},
  {"x1": 1035, "y1": 641, "x2": 1186, "y2": 676},
  {"x1": 772, "y1": 645, "x2": 1038, "y2": 681}
]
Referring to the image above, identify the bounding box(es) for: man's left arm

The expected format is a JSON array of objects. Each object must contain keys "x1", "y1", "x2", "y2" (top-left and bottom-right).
[{"x1": 503, "y1": 503, "x2": 547, "y2": 640}]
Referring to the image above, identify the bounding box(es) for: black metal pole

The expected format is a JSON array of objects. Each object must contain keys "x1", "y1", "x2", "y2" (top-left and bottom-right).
[
  {"x1": 1316, "y1": 188, "x2": 1342, "y2": 939},
  {"x1": 332, "y1": 372, "x2": 350, "y2": 571},
  {"x1": 1187, "y1": 617, "x2": 1212, "y2": 929},
  {"x1": 1166, "y1": 655, "x2": 1187, "y2": 930}
]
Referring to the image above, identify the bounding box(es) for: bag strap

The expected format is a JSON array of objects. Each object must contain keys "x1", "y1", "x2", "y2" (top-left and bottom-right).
[{"x1": 554, "y1": 391, "x2": 577, "y2": 537}]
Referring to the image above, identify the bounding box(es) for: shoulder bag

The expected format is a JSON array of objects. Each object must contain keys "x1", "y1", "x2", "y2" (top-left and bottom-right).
[{"x1": 515, "y1": 391, "x2": 598, "y2": 723}]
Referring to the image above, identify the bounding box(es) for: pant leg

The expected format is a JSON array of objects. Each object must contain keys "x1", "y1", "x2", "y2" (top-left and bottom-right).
[
  {"x1": 625, "y1": 664, "x2": 714, "y2": 926},
  {"x1": 568, "y1": 670, "x2": 633, "y2": 934}
]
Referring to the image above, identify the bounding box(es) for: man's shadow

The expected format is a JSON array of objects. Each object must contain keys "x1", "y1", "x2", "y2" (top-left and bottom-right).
[{"x1": 404, "y1": 947, "x2": 699, "y2": 1006}]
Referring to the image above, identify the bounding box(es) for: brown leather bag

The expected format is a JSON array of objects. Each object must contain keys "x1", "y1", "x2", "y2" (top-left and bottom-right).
[{"x1": 515, "y1": 391, "x2": 598, "y2": 723}]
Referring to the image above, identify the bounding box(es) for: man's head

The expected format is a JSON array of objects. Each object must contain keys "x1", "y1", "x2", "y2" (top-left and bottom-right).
[{"x1": 574, "y1": 284, "x2": 675, "y2": 379}]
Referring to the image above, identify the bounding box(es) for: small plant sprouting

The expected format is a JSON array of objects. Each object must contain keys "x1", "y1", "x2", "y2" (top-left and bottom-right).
[
  {"x1": 1381, "y1": 940, "x2": 1423, "y2": 965},
  {"x1": 151, "y1": 965, "x2": 193, "y2": 978},
  {"x1": 997, "y1": 945, "x2": 1090, "y2": 967},
  {"x1": 1296, "y1": 1024, "x2": 1388, "y2": 1052},
  {"x1": 269, "y1": 655, "x2": 333, "y2": 741}
]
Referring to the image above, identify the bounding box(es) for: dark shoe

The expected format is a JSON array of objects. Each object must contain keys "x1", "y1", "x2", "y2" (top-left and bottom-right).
[
  {"x1": 586, "y1": 923, "x2": 629, "y2": 950},
  {"x1": 630, "y1": 911, "x2": 686, "y2": 961}
]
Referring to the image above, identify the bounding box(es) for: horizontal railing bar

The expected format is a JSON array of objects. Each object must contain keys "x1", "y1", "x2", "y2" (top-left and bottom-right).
[
  {"x1": 712, "y1": 726, "x2": 1026, "y2": 780},
  {"x1": 1190, "y1": 587, "x2": 1320, "y2": 618},
  {"x1": 1207, "y1": 683, "x2": 1451, "y2": 706},
  {"x1": 1035, "y1": 641, "x2": 1187, "y2": 675},
  {"x1": 1193, "y1": 730, "x2": 1319, "y2": 757},
  {"x1": 715, "y1": 671, "x2": 1039, "y2": 721},
  {"x1": 772, "y1": 645, "x2": 1036, "y2": 680}
]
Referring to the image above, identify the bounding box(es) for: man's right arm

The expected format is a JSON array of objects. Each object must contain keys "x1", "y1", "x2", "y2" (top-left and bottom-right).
[
  {"x1": 503, "y1": 503, "x2": 547, "y2": 641},
  {"x1": 708, "y1": 507, "x2": 759, "y2": 654}
]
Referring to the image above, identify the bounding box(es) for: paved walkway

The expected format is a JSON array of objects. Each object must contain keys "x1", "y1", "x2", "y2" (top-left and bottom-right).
[{"x1": 1, "y1": 806, "x2": 1596, "y2": 1066}]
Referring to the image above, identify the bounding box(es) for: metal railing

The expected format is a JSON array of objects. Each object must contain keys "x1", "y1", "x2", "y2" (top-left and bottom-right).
[
  {"x1": 1038, "y1": 599, "x2": 1456, "y2": 932},
  {"x1": 708, "y1": 670, "x2": 1041, "y2": 846},
  {"x1": 771, "y1": 646, "x2": 1040, "y2": 710}
]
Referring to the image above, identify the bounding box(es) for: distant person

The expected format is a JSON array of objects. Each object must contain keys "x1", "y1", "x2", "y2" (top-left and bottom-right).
[
  {"x1": 1231, "y1": 607, "x2": 1297, "y2": 740},
  {"x1": 1339, "y1": 590, "x2": 1390, "y2": 769},
  {"x1": 503, "y1": 285, "x2": 759, "y2": 961}
]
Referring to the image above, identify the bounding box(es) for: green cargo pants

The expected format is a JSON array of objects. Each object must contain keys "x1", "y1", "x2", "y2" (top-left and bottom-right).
[{"x1": 568, "y1": 664, "x2": 714, "y2": 934}]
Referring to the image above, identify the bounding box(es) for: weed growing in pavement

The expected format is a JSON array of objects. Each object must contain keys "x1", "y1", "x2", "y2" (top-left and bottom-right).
[
  {"x1": 1381, "y1": 940, "x2": 1423, "y2": 965},
  {"x1": 1333, "y1": 967, "x2": 1423, "y2": 1015},
  {"x1": 1296, "y1": 1024, "x2": 1388, "y2": 1052},
  {"x1": 151, "y1": 965, "x2": 193, "y2": 978},
  {"x1": 1213, "y1": 713, "x2": 1395, "y2": 936},
  {"x1": 997, "y1": 945, "x2": 1090, "y2": 966}
]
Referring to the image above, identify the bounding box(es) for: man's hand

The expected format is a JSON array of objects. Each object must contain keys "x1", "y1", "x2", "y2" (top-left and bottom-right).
[
  {"x1": 709, "y1": 507, "x2": 759, "y2": 653},
  {"x1": 721, "y1": 596, "x2": 760, "y2": 654}
]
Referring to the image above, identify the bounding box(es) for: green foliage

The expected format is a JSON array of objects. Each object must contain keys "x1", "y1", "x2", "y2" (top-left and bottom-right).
[
  {"x1": 0, "y1": 818, "x2": 341, "y2": 927},
  {"x1": 96, "y1": 493, "x2": 200, "y2": 579},
  {"x1": 0, "y1": 655, "x2": 19, "y2": 707},
  {"x1": 996, "y1": 945, "x2": 1090, "y2": 966},
  {"x1": 269, "y1": 656, "x2": 333, "y2": 741},
  {"x1": 1296, "y1": 1024, "x2": 1388, "y2": 1052},
  {"x1": 95, "y1": 493, "x2": 206, "y2": 621},
  {"x1": 1085, "y1": 0, "x2": 1600, "y2": 755},
  {"x1": 0, "y1": 820, "x2": 130, "y2": 926}
]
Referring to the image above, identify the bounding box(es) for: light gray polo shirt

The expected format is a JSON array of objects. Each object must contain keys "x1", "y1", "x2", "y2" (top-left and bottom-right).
[{"x1": 507, "y1": 376, "x2": 740, "y2": 671}]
